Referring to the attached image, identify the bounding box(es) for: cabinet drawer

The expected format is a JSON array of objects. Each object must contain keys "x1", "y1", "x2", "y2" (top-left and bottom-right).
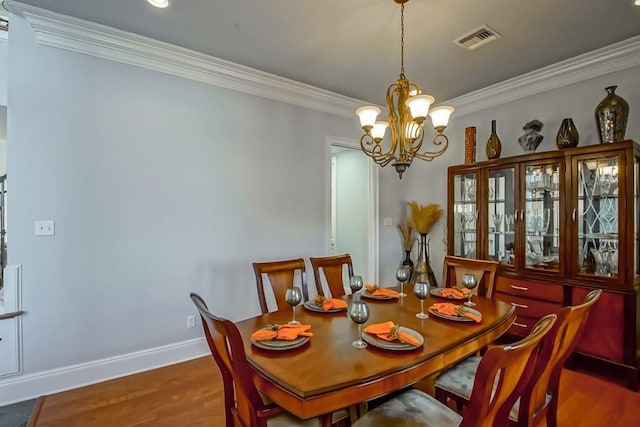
[
  {"x1": 507, "y1": 315, "x2": 537, "y2": 337},
  {"x1": 495, "y1": 292, "x2": 562, "y2": 319},
  {"x1": 495, "y1": 277, "x2": 563, "y2": 303}
]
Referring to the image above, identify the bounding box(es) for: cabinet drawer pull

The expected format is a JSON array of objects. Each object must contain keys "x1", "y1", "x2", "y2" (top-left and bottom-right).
[
  {"x1": 514, "y1": 209, "x2": 519, "y2": 222},
  {"x1": 513, "y1": 322, "x2": 528, "y2": 328},
  {"x1": 572, "y1": 208, "x2": 577, "y2": 221},
  {"x1": 510, "y1": 285, "x2": 529, "y2": 291},
  {"x1": 511, "y1": 302, "x2": 529, "y2": 309}
]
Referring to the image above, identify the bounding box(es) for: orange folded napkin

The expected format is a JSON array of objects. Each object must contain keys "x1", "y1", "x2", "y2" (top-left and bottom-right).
[
  {"x1": 363, "y1": 321, "x2": 421, "y2": 346},
  {"x1": 251, "y1": 324, "x2": 314, "y2": 341},
  {"x1": 437, "y1": 288, "x2": 468, "y2": 299},
  {"x1": 365, "y1": 285, "x2": 400, "y2": 299},
  {"x1": 431, "y1": 303, "x2": 482, "y2": 323},
  {"x1": 322, "y1": 298, "x2": 348, "y2": 311}
]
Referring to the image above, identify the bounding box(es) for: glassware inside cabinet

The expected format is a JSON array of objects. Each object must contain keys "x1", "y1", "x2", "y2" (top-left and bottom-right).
[
  {"x1": 487, "y1": 167, "x2": 516, "y2": 266},
  {"x1": 452, "y1": 173, "x2": 477, "y2": 259},
  {"x1": 577, "y1": 156, "x2": 619, "y2": 277},
  {"x1": 524, "y1": 162, "x2": 560, "y2": 271}
]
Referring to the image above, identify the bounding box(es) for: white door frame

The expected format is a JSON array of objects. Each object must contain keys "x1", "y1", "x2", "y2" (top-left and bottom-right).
[{"x1": 325, "y1": 136, "x2": 379, "y2": 284}]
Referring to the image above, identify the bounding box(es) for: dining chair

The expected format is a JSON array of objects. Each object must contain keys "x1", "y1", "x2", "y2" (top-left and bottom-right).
[
  {"x1": 441, "y1": 255, "x2": 499, "y2": 298},
  {"x1": 351, "y1": 314, "x2": 557, "y2": 427},
  {"x1": 310, "y1": 254, "x2": 354, "y2": 298},
  {"x1": 434, "y1": 289, "x2": 602, "y2": 427},
  {"x1": 190, "y1": 293, "x2": 349, "y2": 427},
  {"x1": 253, "y1": 258, "x2": 309, "y2": 315}
]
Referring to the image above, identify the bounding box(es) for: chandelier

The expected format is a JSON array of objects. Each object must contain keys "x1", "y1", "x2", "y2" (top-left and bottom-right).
[{"x1": 356, "y1": 0, "x2": 455, "y2": 179}]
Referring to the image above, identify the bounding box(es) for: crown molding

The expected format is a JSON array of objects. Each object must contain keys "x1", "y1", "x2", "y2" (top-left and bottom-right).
[
  {"x1": 448, "y1": 35, "x2": 640, "y2": 116},
  {"x1": 6, "y1": 1, "x2": 363, "y2": 118},
  {"x1": 6, "y1": 1, "x2": 640, "y2": 119}
]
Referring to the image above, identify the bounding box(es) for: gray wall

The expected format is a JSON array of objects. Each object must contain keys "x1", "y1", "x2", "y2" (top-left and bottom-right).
[{"x1": 5, "y1": 14, "x2": 362, "y2": 376}]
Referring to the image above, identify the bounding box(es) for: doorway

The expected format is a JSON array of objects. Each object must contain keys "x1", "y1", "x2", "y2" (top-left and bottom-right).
[{"x1": 327, "y1": 136, "x2": 378, "y2": 284}]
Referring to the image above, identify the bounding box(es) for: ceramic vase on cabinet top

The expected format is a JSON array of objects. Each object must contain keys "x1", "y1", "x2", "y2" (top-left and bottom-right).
[
  {"x1": 556, "y1": 118, "x2": 579, "y2": 149},
  {"x1": 486, "y1": 120, "x2": 501, "y2": 160},
  {"x1": 518, "y1": 120, "x2": 544, "y2": 153},
  {"x1": 595, "y1": 85, "x2": 629, "y2": 144}
]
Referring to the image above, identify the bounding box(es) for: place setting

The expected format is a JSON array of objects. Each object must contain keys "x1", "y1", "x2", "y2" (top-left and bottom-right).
[
  {"x1": 251, "y1": 287, "x2": 314, "y2": 350},
  {"x1": 303, "y1": 295, "x2": 348, "y2": 313},
  {"x1": 361, "y1": 282, "x2": 401, "y2": 301},
  {"x1": 361, "y1": 320, "x2": 424, "y2": 351}
]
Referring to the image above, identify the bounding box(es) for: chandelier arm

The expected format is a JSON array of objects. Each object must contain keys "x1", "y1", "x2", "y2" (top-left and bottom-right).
[
  {"x1": 412, "y1": 133, "x2": 449, "y2": 162},
  {"x1": 360, "y1": 133, "x2": 397, "y2": 167}
]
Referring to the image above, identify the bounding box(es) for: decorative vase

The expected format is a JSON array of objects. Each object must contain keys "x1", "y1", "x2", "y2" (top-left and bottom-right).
[
  {"x1": 402, "y1": 250, "x2": 414, "y2": 278},
  {"x1": 595, "y1": 85, "x2": 629, "y2": 144},
  {"x1": 517, "y1": 120, "x2": 544, "y2": 153},
  {"x1": 411, "y1": 233, "x2": 437, "y2": 287},
  {"x1": 464, "y1": 127, "x2": 476, "y2": 164},
  {"x1": 486, "y1": 120, "x2": 502, "y2": 160},
  {"x1": 556, "y1": 118, "x2": 579, "y2": 149}
]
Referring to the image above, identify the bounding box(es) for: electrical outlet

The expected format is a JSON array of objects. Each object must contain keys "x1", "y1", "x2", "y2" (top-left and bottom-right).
[
  {"x1": 187, "y1": 315, "x2": 196, "y2": 329},
  {"x1": 35, "y1": 220, "x2": 55, "y2": 236}
]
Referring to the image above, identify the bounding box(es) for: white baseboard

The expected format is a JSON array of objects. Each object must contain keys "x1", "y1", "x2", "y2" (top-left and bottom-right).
[{"x1": 0, "y1": 337, "x2": 209, "y2": 406}]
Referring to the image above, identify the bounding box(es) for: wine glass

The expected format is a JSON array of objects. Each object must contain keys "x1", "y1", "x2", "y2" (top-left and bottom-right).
[
  {"x1": 462, "y1": 274, "x2": 478, "y2": 307},
  {"x1": 285, "y1": 287, "x2": 302, "y2": 325},
  {"x1": 396, "y1": 266, "x2": 410, "y2": 297},
  {"x1": 414, "y1": 281, "x2": 430, "y2": 319},
  {"x1": 349, "y1": 275, "x2": 364, "y2": 299},
  {"x1": 348, "y1": 300, "x2": 370, "y2": 348}
]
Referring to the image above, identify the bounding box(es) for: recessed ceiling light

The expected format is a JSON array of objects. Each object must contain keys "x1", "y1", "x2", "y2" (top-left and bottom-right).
[
  {"x1": 635, "y1": 0, "x2": 640, "y2": 6},
  {"x1": 147, "y1": 0, "x2": 170, "y2": 8}
]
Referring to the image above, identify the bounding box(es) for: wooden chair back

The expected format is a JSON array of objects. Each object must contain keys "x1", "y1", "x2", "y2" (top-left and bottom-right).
[
  {"x1": 441, "y1": 255, "x2": 499, "y2": 298},
  {"x1": 310, "y1": 254, "x2": 354, "y2": 298},
  {"x1": 252, "y1": 258, "x2": 308, "y2": 314},
  {"x1": 190, "y1": 293, "x2": 283, "y2": 427},
  {"x1": 513, "y1": 289, "x2": 602, "y2": 427},
  {"x1": 460, "y1": 314, "x2": 557, "y2": 427}
]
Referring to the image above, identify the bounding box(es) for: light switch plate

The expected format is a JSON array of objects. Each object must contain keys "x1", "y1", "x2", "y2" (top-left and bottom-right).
[
  {"x1": 35, "y1": 220, "x2": 55, "y2": 236},
  {"x1": 383, "y1": 217, "x2": 394, "y2": 226}
]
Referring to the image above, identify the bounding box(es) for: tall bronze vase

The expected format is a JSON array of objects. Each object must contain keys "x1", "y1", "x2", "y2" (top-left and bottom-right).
[
  {"x1": 556, "y1": 118, "x2": 579, "y2": 149},
  {"x1": 595, "y1": 86, "x2": 629, "y2": 144},
  {"x1": 411, "y1": 234, "x2": 437, "y2": 287},
  {"x1": 486, "y1": 120, "x2": 502, "y2": 160}
]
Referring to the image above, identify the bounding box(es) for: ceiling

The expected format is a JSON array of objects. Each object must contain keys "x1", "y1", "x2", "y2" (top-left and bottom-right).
[{"x1": 8, "y1": 0, "x2": 640, "y2": 106}]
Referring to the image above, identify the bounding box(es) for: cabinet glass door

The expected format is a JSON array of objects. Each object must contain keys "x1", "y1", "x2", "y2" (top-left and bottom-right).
[
  {"x1": 487, "y1": 167, "x2": 516, "y2": 266},
  {"x1": 577, "y1": 155, "x2": 619, "y2": 278},
  {"x1": 524, "y1": 162, "x2": 561, "y2": 271},
  {"x1": 452, "y1": 172, "x2": 478, "y2": 258}
]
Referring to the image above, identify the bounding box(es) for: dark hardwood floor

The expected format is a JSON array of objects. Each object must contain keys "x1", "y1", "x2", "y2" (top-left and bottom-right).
[{"x1": 25, "y1": 356, "x2": 640, "y2": 426}]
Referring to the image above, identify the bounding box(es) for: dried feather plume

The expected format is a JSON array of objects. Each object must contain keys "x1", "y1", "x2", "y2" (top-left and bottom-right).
[
  {"x1": 408, "y1": 201, "x2": 444, "y2": 235},
  {"x1": 397, "y1": 221, "x2": 415, "y2": 251}
]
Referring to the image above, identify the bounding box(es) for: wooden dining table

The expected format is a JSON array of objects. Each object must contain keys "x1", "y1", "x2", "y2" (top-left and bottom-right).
[{"x1": 234, "y1": 287, "x2": 516, "y2": 420}]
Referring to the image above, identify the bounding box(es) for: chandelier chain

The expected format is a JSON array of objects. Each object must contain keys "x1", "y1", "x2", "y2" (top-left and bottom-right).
[{"x1": 400, "y1": 2, "x2": 405, "y2": 78}]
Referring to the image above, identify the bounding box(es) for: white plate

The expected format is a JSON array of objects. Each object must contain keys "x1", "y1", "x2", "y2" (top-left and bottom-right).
[
  {"x1": 303, "y1": 300, "x2": 345, "y2": 313},
  {"x1": 362, "y1": 326, "x2": 423, "y2": 350},
  {"x1": 251, "y1": 331, "x2": 310, "y2": 350},
  {"x1": 428, "y1": 306, "x2": 482, "y2": 322},
  {"x1": 430, "y1": 288, "x2": 466, "y2": 300}
]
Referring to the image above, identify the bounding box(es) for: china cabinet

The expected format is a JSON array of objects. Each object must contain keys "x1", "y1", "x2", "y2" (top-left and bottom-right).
[{"x1": 447, "y1": 140, "x2": 640, "y2": 389}]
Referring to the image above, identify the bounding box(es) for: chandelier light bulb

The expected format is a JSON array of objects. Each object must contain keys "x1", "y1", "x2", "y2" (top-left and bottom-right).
[
  {"x1": 371, "y1": 121, "x2": 389, "y2": 141},
  {"x1": 147, "y1": 0, "x2": 170, "y2": 9},
  {"x1": 356, "y1": 106, "x2": 381, "y2": 131},
  {"x1": 406, "y1": 94, "x2": 435, "y2": 123},
  {"x1": 429, "y1": 106, "x2": 455, "y2": 131}
]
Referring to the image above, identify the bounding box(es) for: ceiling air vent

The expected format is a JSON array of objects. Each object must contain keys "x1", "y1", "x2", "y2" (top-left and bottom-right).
[{"x1": 455, "y1": 25, "x2": 501, "y2": 50}]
